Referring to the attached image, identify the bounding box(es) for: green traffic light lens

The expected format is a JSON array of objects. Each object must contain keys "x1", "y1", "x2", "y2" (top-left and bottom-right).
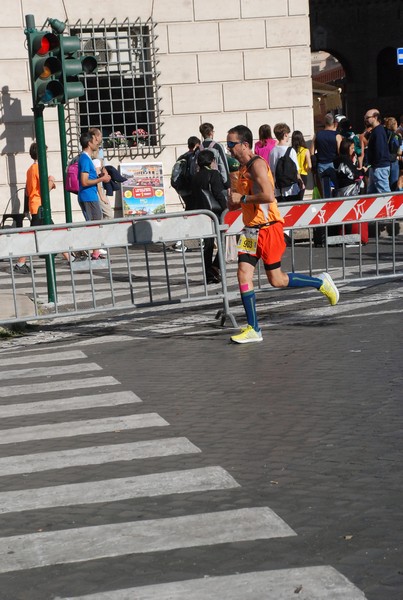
[
  {"x1": 82, "y1": 56, "x2": 97, "y2": 74},
  {"x1": 39, "y1": 80, "x2": 64, "y2": 104}
]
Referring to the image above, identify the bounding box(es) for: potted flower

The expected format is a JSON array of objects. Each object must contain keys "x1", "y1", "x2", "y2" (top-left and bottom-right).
[
  {"x1": 105, "y1": 131, "x2": 127, "y2": 147},
  {"x1": 132, "y1": 128, "x2": 149, "y2": 147}
]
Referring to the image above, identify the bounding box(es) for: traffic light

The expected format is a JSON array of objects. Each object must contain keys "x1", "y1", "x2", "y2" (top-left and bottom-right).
[
  {"x1": 59, "y1": 35, "x2": 97, "y2": 102},
  {"x1": 26, "y1": 21, "x2": 97, "y2": 107},
  {"x1": 27, "y1": 30, "x2": 64, "y2": 106}
]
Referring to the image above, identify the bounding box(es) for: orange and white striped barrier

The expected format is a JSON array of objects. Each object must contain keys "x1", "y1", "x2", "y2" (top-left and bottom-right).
[{"x1": 223, "y1": 193, "x2": 403, "y2": 235}]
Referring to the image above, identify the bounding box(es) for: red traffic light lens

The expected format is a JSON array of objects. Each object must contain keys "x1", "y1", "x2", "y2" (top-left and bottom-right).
[
  {"x1": 37, "y1": 37, "x2": 50, "y2": 56},
  {"x1": 33, "y1": 33, "x2": 59, "y2": 56}
]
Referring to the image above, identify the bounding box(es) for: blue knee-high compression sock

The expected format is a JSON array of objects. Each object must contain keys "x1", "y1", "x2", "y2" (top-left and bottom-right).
[
  {"x1": 287, "y1": 272, "x2": 322, "y2": 289},
  {"x1": 241, "y1": 289, "x2": 259, "y2": 331}
]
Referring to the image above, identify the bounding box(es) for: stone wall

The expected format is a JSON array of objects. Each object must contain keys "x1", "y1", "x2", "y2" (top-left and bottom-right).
[{"x1": 0, "y1": 0, "x2": 313, "y2": 221}]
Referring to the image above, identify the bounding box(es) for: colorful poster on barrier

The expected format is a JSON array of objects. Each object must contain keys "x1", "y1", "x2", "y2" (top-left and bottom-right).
[{"x1": 119, "y1": 162, "x2": 165, "y2": 216}]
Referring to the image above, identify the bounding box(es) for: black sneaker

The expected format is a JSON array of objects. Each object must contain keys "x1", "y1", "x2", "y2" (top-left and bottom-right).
[
  {"x1": 209, "y1": 266, "x2": 222, "y2": 282},
  {"x1": 206, "y1": 266, "x2": 221, "y2": 283},
  {"x1": 14, "y1": 263, "x2": 34, "y2": 275}
]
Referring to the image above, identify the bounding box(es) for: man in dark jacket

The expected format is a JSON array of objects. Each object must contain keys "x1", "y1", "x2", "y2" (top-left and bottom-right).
[
  {"x1": 310, "y1": 113, "x2": 342, "y2": 198},
  {"x1": 365, "y1": 109, "x2": 391, "y2": 193},
  {"x1": 199, "y1": 122, "x2": 230, "y2": 189},
  {"x1": 189, "y1": 150, "x2": 227, "y2": 283}
]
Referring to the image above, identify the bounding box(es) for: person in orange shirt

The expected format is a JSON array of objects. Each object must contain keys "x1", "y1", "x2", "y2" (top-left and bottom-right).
[
  {"x1": 14, "y1": 143, "x2": 68, "y2": 275},
  {"x1": 226, "y1": 125, "x2": 340, "y2": 344},
  {"x1": 25, "y1": 142, "x2": 56, "y2": 225}
]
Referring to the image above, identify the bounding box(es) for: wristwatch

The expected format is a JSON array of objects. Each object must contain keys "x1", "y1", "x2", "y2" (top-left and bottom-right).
[{"x1": 240, "y1": 195, "x2": 248, "y2": 204}]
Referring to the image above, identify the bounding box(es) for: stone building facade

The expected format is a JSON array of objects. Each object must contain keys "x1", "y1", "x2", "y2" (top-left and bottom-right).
[
  {"x1": 310, "y1": 0, "x2": 403, "y2": 132},
  {"x1": 0, "y1": 0, "x2": 312, "y2": 223}
]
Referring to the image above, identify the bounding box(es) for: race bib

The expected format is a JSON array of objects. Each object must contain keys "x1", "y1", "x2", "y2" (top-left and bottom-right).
[{"x1": 237, "y1": 227, "x2": 258, "y2": 254}]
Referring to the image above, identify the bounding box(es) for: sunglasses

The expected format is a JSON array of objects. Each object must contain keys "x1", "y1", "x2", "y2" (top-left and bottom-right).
[{"x1": 227, "y1": 141, "x2": 242, "y2": 149}]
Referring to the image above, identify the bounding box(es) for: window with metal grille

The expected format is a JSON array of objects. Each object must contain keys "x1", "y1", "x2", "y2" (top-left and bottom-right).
[{"x1": 65, "y1": 17, "x2": 163, "y2": 160}]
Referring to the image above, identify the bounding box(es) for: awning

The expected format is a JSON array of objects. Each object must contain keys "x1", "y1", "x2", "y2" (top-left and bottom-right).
[{"x1": 312, "y1": 81, "x2": 342, "y2": 113}]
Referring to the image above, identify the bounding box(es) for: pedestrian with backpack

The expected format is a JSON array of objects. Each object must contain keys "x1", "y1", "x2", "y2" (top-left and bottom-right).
[
  {"x1": 189, "y1": 150, "x2": 227, "y2": 283},
  {"x1": 170, "y1": 136, "x2": 201, "y2": 208},
  {"x1": 269, "y1": 123, "x2": 302, "y2": 202},
  {"x1": 170, "y1": 136, "x2": 201, "y2": 253},
  {"x1": 78, "y1": 131, "x2": 111, "y2": 261},
  {"x1": 199, "y1": 123, "x2": 230, "y2": 189}
]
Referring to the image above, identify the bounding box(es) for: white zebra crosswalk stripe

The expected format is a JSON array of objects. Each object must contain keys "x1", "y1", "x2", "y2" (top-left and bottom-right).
[
  {"x1": 0, "y1": 437, "x2": 201, "y2": 476},
  {"x1": 0, "y1": 467, "x2": 239, "y2": 514},
  {"x1": 0, "y1": 413, "x2": 169, "y2": 444},
  {"x1": 0, "y1": 375, "x2": 120, "y2": 397},
  {"x1": 0, "y1": 350, "x2": 88, "y2": 366},
  {"x1": 0, "y1": 507, "x2": 296, "y2": 574},
  {"x1": 0, "y1": 335, "x2": 135, "y2": 354},
  {"x1": 57, "y1": 566, "x2": 367, "y2": 600},
  {"x1": 0, "y1": 362, "x2": 102, "y2": 381},
  {"x1": 0, "y1": 390, "x2": 142, "y2": 418}
]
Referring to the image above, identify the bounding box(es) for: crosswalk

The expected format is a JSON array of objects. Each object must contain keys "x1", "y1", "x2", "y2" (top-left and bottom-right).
[{"x1": 0, "y1": 347, "x2": 368, "y2": 598}]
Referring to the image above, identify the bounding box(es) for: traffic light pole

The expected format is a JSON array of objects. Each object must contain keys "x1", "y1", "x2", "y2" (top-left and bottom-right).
[
  {"x1": 33, "y1": 105, "x2": 57, "y2": 304},
  {"x1": 57, "y1": 104, "x2": 72, "y2": 223},
  {"x1": 25, "y1": 13, "x2": 98, "y2": 303}
]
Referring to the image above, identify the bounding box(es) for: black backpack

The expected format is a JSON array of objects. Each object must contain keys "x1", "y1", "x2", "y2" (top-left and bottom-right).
[
  {"x1": 171, "y1": 157, "x2": 188, "y2": 193},
  {"x1": 171, "y1": 150, "x2": 198, "y2": 195},
  {"x1": 275, "y1": 147, "x2": 298, "y2": 189}
]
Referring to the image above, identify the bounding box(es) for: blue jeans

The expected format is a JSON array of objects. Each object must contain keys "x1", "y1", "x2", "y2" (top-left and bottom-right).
[
  {"x1": 317, "y1": 161, "x2": 335, "y2": 198},
  {"x1": 367, "y1": 167, "x2": 391, "y2": 194},
  {"x1": 389, "y1": 161, "x2": 399, "y2": 190}
]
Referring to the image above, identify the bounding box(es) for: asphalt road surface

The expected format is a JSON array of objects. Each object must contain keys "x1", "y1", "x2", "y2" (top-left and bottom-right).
[{"x1": 0, "y1": 275, "x2": 402, "y2": 599}]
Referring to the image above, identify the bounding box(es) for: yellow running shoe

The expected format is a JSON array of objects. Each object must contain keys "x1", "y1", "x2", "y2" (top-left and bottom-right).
[
  {"x1": 231, "y1": 325, "x2": 263, "y2": 344},
  {"x1": 318, "y1": 272, "x2": 339, "y2": 305}
]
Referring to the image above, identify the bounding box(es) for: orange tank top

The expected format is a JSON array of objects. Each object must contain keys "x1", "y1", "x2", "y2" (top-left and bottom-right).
[{"x1": 236, "y1": 156, "x2": 284, "y2": 227}]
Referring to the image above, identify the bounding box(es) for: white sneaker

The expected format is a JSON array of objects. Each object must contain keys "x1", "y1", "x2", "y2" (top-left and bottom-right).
[
  {"x1": 318, "y1": 272, "x2": 339, "y2": 305},
  {"x1": 231, "y1": 325, "x2": 263, "y2": 344},
  {"x1": 174, "y1": 241, "x2": 187, "y2": 252},
  {"x1": 99, "y1": 249, "x2": 108, "y2": 255}
]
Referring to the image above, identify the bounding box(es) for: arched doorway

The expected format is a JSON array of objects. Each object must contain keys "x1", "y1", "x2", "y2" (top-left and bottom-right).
[{"x1": 311, "y1": 51, "x2": 346, "y2": 129}]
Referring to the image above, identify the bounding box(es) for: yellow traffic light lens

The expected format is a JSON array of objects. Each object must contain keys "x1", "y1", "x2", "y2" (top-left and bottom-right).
[{"x1": 39, "y1": 66, "x2": 52, "y2": 80}]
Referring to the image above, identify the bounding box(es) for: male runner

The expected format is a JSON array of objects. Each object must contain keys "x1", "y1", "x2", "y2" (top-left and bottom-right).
[{"x1": 226, "y1": 125, "x2": 339, "y2": 344}]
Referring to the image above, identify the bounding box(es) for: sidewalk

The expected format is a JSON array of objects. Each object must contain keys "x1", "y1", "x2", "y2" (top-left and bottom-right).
[{"x1": 0, "y1": 292, "x2": 33, "y2": 324}]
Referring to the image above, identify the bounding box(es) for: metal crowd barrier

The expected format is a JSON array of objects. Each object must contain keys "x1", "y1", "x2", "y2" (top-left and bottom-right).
[
  {"x1": 223, "y1": 190, "x2": 403, "y2": 288},
  {"x1": 0, "y1": 210, "x2": 237, "y2": 327},
  {"x1": 1, "y1": 192, "x2": 402, "y2": 326}
]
